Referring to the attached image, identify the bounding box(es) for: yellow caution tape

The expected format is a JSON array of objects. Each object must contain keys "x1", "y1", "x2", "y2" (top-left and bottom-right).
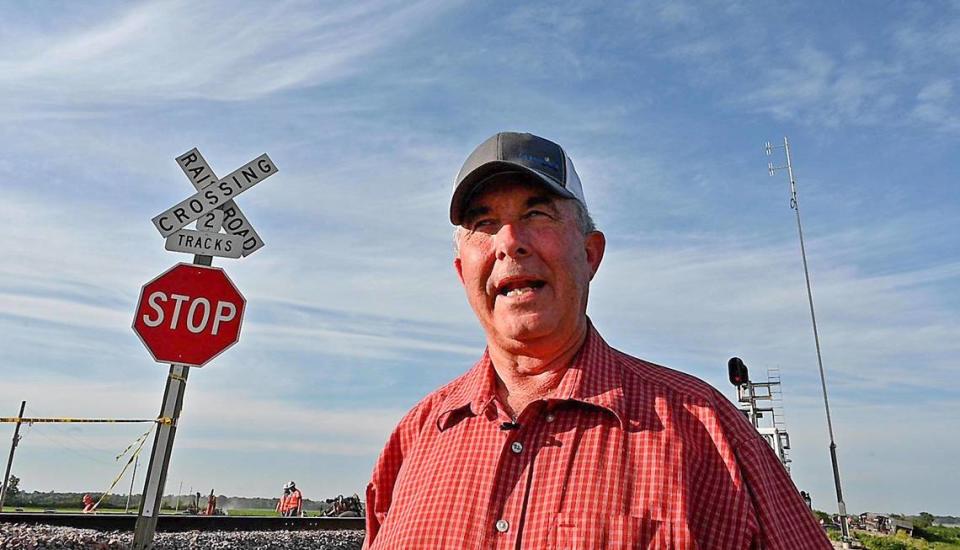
[
  {"x1": 0, "y1": 417, "x2": 171, "y2": 424},
  {"x1": 93, "y1": 426, "x2": 154, "y2": 511},
  {"x1": 168, "y1": 372, "x2": 187, "y2": 383}
]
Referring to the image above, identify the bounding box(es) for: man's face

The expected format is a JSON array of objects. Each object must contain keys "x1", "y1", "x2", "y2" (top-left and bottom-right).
[{"x1": 454, "y1": 179, "x2": 605, "y2": 354}]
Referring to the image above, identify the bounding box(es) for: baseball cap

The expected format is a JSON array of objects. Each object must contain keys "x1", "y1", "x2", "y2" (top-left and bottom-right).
[{"x1": 450, "y1": 132, "x2": 586, "y2": 225}]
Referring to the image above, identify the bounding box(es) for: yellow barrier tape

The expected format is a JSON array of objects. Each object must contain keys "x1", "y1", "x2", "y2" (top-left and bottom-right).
[
  {"x1": 169, "y1": 373, "x2": 187, "y2": 383},
  {"x1": 93, "y1": 425, "x2": 154, "y2": 512},
  {"x1": 0, "y1": 417, "x2": 169, "y2": 424}
]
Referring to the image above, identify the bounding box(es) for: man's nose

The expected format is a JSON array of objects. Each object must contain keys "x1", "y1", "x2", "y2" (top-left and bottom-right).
[{"x1": 495, "y1": 223, "x2": 530, "y2": 260}]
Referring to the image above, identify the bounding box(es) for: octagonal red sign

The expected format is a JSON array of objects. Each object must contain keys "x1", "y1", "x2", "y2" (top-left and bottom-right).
[{"x1": 132, "y1": 263, "x2": 246, "y2": 367}]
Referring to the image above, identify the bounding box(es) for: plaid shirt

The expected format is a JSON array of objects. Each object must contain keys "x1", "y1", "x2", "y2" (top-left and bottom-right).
[{"x1": 364, "y1": 325, "x2": 831, "y2": 549}]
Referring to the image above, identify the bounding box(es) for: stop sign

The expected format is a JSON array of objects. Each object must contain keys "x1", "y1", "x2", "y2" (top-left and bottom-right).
[{"x1": 132, "y1": 263, "x2": 246, "y2": 367}]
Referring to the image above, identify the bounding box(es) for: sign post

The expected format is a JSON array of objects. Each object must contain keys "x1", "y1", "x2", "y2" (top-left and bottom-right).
[
  {"x1": 132, "y1": 148, "x2": 274, "y2": 549},
  {"x1": 132, "y1": 364, "x2": 188, "y2": 549}
]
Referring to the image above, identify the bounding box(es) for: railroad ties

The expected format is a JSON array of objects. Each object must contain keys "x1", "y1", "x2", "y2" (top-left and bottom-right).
[{"x1": 0, "y1": 512, "x2": 364, "y2": 532}]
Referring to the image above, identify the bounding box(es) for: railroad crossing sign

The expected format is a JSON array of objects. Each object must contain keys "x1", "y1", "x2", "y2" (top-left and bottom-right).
[
  {"x1": 133, "y1": 147, "x2": 276, "y2": 550},
  {"x1": 132, "y1": 263, "x2": 246, "y2": 367},
  {"x1": 156, "y1": 148, "x2": 276, "y2": 257}
]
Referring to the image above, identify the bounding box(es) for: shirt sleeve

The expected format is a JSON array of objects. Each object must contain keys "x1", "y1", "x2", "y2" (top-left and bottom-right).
[
  {"x1": 363, "y1": 400, "x2": 431, "y2": 550},
  {"x1": 734, "y1": 434, "x2": 834, "y2": 549}
]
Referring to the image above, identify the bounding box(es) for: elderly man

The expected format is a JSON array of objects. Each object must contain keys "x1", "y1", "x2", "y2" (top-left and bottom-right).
[{"x1": 363, "y1": 132, "x2": 831, "y2": 549}]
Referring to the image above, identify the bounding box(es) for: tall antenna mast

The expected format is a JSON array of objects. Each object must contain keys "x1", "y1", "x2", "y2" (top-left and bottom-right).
[{"x1": 766, "y1": 137, "x2": 850, "y2": 540}]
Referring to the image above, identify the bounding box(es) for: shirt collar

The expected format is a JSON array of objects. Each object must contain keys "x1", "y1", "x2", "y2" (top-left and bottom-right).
[
  {"x1": 436, "y1": 321, "x2": 629, "y2": 431},
  {"x1": 548, "y1": 323, "x2": 628, "y2": 428},
  {"x1": 436, "y1": 350, "x2": 497, "y2": 431}
]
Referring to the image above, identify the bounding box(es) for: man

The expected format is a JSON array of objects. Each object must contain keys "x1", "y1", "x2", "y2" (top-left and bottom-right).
[
  {"x1": 81, "y1": 493, "x2": 96, "y2": 514},
  {"x1": 276, "y1": 481, "x2": 303, "y2": 517},
  {"x1": 364, "y1": 132, "x2": 831, "y2": 549}
]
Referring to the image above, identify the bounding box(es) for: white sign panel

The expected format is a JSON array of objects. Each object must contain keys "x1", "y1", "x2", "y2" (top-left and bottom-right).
[
  {"x1": 176, "y1": 148, "x2": 218, "y2": 190},
  {"x1": 197, "y1": 209, "x2": 224, "y2": 232},
  {"x1": 164, "y1": 229, "x2": 243, "y2": 259},
  {"x1": 177, "y1": 149, "x2": 266, "y2": 257},
  {"x1": 152, "y1": 154, "x2": 276, "y2": 238}
]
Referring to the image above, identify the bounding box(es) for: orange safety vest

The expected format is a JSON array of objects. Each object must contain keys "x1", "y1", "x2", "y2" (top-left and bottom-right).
[{"x1": 278, "y1": 489, "x2": 302, "y2": 513}]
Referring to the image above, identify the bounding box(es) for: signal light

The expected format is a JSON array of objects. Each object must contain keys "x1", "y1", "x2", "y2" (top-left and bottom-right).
[{"x1": 728, "y1": 357, "x2": 749, "y2": 386}]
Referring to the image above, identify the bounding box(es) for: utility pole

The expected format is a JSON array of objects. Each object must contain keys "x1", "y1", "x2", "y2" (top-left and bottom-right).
[
  {"x1": 766, "y1": 137, "x2": 850, "y2": 540},
  {"x1": 175, "y1": 480, "x2": 183, "y2": 512},
  {"x1": 0, "y1": 401, "x2": 26, "y2": 511}
]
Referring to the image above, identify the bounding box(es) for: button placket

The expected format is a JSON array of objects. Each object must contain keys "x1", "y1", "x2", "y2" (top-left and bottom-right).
[{"x1": 495, "y1": 518, "x2": 510, "y2": 533}]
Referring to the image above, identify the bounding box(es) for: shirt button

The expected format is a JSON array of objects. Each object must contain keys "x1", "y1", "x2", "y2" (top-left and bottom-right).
[
  {"x1": 510, "y1": 441, "x2": 523, "y2": 454},
  {"x1": 495, "y1": 519, "x2": 510, "y2": 533},
  {"x1": 545, "y1": 413, "x2": 556, "y2": 423}
]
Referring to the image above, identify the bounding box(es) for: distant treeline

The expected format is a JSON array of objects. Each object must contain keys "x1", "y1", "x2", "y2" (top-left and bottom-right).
[{"x1": 7, "y1": 491, "x2": 339, "y2": 512}]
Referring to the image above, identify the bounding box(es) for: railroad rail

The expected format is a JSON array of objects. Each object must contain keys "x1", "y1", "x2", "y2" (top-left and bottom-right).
[{"x1": 0, "y1": 512, "x2": 365, "y2": 532}]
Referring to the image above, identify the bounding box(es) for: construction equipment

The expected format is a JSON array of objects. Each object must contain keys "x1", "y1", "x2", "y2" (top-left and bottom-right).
[{"x1": 323, "y1": 494, "x2": 364, "y2": 517}]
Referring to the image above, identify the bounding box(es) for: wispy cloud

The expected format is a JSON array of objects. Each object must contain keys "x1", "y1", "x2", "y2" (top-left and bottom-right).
[{"x1": 0, "y1": 0, "x2": 455, "y2": 107}]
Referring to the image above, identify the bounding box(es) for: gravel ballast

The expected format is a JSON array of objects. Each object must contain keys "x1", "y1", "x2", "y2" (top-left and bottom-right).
[{"x1": 0, "y1": 524, "x2": 365, "y2": 549}]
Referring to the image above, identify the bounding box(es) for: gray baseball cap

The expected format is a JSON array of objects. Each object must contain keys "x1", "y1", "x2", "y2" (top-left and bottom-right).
[{"x1": 450, "y1": 132, "x2": 586, "y2": 225}]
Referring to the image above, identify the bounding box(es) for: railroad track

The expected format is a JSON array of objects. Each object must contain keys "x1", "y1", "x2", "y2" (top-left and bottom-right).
[{"x1": 0, "y1": 512, "x2": 365, "y2": 532}]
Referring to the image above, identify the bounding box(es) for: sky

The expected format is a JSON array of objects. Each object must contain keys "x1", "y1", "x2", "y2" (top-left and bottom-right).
[{"x1": 0, "y1": 0, "x2": 957, "y2": 516}]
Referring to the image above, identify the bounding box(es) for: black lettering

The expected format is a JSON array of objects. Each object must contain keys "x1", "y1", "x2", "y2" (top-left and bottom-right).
[
  {"x1": 203, "y1": 237, "x2": 212, "y2": 248},
  {"x1": 223, "y1": 205, "x2": 237, "y2": 219},
  {"x1": 188, "y1": 166, "x2": 204, "y2": 180},
  {"x1": 218, "y1": 180, "x2": 234, "y2": 196},
  {"x1": 173, "y1": 208, "x2": 189, "y2": 223},
  {"x1": 231, "y1": 175, "x2": 243, "y2": 190},
  {"x1": 178, "y1": 152, "x2": 198, "y2": 166},
  {"x1": 234, "y1": 227, "x2": 249, "y2": 238},
  {"x1": 224, "y1": 240, "x2": 233, "y2": 252},
  {"x1": 243, "y1": 237, "x2": 257, "y2": 251},
  {"x1": 214, "y1": 239, "x2": 223, "y2": 251},
  {"x1": 177, "y1": 233, "x2": 187, "y2": 245},
  {"x1": 184, "y1": 235, "x2": 195, "y2": 247},
  {"x1": 226, "y1": 218, "x2": 243, "y2": 231},
  {"x1": 204, "y1": 189, "x2": 219, "y2": 206},
  {"x1": 159, "y1": 217, "x2": 173, "y2": 231},
  {"x1": 189, "y1": 199, "x2": 203, "y2": 214},
  {"x1": 257, "y1": 159, "x2": 273, "y2": 173},
  {"x1": 241, "y1": 168, "x2": 259, "y2": 183}
]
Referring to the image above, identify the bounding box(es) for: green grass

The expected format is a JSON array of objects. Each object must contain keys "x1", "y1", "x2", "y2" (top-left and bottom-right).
[
  {"x1": 7, "y1": 506, "x2": 333, "y2": 518},
  {"x1": 854, "y1": 526, "x2": 960, "y2": 550}
]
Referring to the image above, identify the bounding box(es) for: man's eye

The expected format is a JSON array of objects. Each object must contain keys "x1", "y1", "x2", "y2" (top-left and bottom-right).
[
  {"x1": 524, "y1": 210, "x2": 549, "y2": 219},
  {"x1": 472, "y1": 219, "x2": 495, "y2": 229}
]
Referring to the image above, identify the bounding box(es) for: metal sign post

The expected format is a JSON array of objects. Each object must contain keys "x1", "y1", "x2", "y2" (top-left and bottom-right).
[
  {"x1": 132, "y1": 364, "x2": 189, "y2": 548},
  {"x1": 132, "y1": 148, "x2": 275, "y2": 549}
]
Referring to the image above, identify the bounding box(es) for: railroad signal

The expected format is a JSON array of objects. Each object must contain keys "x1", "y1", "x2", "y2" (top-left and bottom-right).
[{"x1": 728, "y1": 357, "x2": 749, "y2": 386}]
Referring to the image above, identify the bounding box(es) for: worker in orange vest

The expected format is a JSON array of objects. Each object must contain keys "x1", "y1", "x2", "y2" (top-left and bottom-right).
[
  {"x1": 81, "y1": 494, "x2": 96, "y2": 513},
  {"x1": 276, "y1": 481, "x2": 303, "y2": 517}
]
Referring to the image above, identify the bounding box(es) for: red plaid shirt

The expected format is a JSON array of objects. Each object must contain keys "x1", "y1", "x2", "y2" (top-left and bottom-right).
[{"x1": 364, "y1": 325, "x2": 831, "y2": 549}]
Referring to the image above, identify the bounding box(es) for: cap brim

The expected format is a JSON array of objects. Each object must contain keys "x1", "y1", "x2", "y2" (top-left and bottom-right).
[{"x1": 450, "y1": 161, "x2": 577, "y2": 225}]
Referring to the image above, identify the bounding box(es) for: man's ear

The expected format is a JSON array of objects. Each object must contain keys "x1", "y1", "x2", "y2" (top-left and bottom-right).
[
  {"x1": 584, "y1": 231, "x2": 605, "y2": 280},
  {"x1": 454, "y1": 257, "x2": 465, "y2": 285}
]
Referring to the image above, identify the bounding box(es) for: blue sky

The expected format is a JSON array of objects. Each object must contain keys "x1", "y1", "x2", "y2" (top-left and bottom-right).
[{"x1": 0, "y1": 0, "x2": 957, "y2": 516}]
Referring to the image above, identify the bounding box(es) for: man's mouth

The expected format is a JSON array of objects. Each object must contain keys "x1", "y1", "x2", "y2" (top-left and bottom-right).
[{"x1": 496, "y1": 278, "x2": 546, "y2": 298}]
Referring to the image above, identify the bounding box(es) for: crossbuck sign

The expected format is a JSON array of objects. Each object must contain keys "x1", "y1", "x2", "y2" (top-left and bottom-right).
[{"x1": 152, "y1": 148, "x2": 277, "y2": 257}]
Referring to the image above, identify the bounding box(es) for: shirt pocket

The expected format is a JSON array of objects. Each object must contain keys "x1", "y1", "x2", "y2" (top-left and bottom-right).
[{"x1": 547, "y1": 513, "x2": 668, "y2": 549}]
